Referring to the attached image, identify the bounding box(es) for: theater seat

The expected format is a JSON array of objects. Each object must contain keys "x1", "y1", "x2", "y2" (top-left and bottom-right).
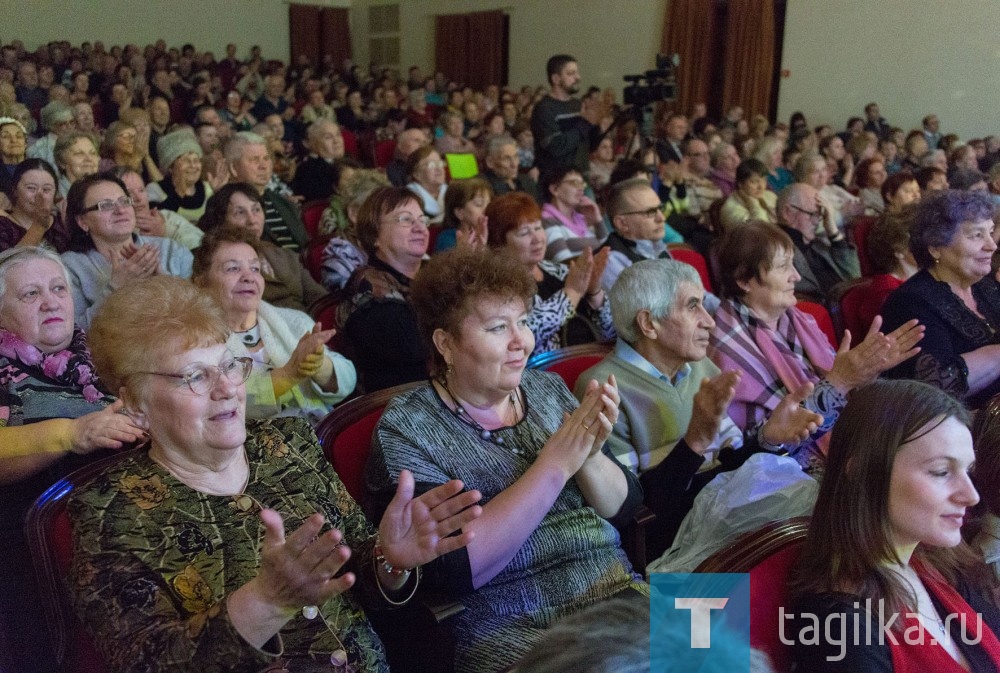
[
  {"x1": 694, "y1": 517, "x2": 810, "y2": 673},
  {"x1": 668, "y1": 243, "x2": 715, "y2": 293},
  {"x1": 795, "y1": 300, "x2": 838, "y2": 349},
  {"x1": 526, "y1": 341, "x2": 614, "y2": 390}
]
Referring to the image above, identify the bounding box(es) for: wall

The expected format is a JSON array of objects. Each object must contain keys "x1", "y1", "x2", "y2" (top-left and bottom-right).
[
  {"x1": 5, "y1": 0, "x2": 349, "y2": 62},
  {"x1": 778, "y1": 0, "x2": 999, "y2": 141},
  {"x1": 349, "y1": 0, "x2": 667, "y2": 91}
]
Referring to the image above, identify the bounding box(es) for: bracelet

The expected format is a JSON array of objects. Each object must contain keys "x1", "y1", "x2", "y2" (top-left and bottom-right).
[
  {"x1": 372, "y1": 537, "x2": 421, "y2": 606},
  {"x1": 374, "y1": 536, "x2": 415, "y2": 577}
]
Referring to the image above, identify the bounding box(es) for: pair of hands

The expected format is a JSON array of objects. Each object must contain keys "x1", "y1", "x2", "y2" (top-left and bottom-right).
[
  {"x1": 538, "y1": 376, "x2": 620, "y2": 482},
  {"x1": 564, "y1": 246, "x2": 610, "y2": 302},
  {"x1": 826, "y1": 317, "x2": 923, "y2": 394},
  {"x1": 253, "y1": 470, "x2": 482, "y2": 611},
  {"x1": 276, "y1": 323, "x2": 336, "y2": 387},
  {"x1": 109, "y1": 243, "x2": 161, "y2": 290},
  {"x1": 684, "y1": 371, "x2": 824, "y2": 455}
]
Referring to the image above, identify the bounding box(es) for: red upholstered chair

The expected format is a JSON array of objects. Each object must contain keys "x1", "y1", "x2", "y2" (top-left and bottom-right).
[
  {"x1": 26, "y1": 451, "x2": 140, "y2": 673},
  {"x1": 795, "y1": 300, "x2": 838, "y2": 349},
  {"x1": 303, "y1": 232, "x2": 334, "y2": 284},
  {"x1": 341, "y1": 128, "x2": 359, "y2": 159},
  {"x1": 694, "y1": 517, "x2": 810, "y2": 673},
  {"x1": 848, "y1": 215, "x2": 879, "y2": 276},
  {"x1": 373, "y1": 140, "x2": 397, "y2": 169},
  {"x1": 668, "y1": 243, "x2": 714, "y2": 293},
  {"x1": 526, "y1": 341, "x2": 614, "y2": 390},
  {"x1": 301, "y1": 199, "x2": 329, "y2": 239}
]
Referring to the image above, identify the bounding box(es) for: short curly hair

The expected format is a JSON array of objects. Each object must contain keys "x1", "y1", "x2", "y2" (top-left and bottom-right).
[
  {"x1": 484, "y1": 191, "x2": 541, "y2": 248},
  {"x1": 716, "y1": 220, "x2": 794, "y2": 299},
  {"x1": 410, "y1": 247, "x2": 536, "y2": 376},
  {"x1": 89, "y1": 276, "x2": 230, "y2": 400},
  {"x1": 908, "y1": 189, "x2": 996, "y2": 269}
]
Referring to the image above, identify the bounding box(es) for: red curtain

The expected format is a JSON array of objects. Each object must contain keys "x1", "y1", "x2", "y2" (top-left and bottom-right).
[
  {"x1": 435, "y1": 10, "x2": 505, "y2": 88},
  {"x1": 289, "y1": 4, "x2": 322, "y2": 66},
  {"x1": 661, "y1": 0, "x2": 718, "y2": 116},
  {"x1": 721, "y1": 0, "x2": 776, "y2": 119},
  {"x1": 320, "y1": 8, "x2": 352, "y2": 71}
]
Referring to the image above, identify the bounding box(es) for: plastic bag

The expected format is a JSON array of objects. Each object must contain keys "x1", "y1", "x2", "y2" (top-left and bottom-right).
[{"x1": 647, "y1": 452, "x2": 818, "y2": 574}]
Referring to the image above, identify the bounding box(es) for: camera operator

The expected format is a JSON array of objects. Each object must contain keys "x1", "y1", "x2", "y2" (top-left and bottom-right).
[{"x1": 531, "y1": 54, "x2": 605, "y2": 178}]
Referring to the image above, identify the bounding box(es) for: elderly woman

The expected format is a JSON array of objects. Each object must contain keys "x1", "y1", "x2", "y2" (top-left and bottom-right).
[
  {"x1": 406, "y1": 146, "x2": 448, "y2": 224},
  {"x1": 0, "y1": 159, "x2": 71, "y2": 252},
  {"x1": 794, "y1": 149, "x2": 863, "y2": 231},
  {"x1": 192, "y1": 228, "x2": 354, "y2": 421},
  {"x1": 0, "y1": 117, "x2": 28, "y2": 198},
  {"x1": 319, "y1": 169, "x2": 388, "y2": 291},
  {"x1": 72, "y1": 102, "x2": 97, "y2": 134},
  {"x1": 540, "y1": 165, "x2": 608, "y2": 262},
  {"x1": 199, "y1": 183, "x2": 326, "y2": 312},
  {"x1": 0, "y1": 246, "x2": 144, "y2": 673},
  {"x1": 62, "y1": 173, "x2": 193, "y2": 328},
  {"x1": 790, "y1": 380, "x2": 1000, "y2": 671},
  {"x1": 433, "y1": 176, "x2": 493, "y2": 253},
  {"x1": 147, "y1": 129, "x2": 213, "y2": 224},
  {"x1": 709, "y1": 220, "x2": 922, "y2": 470},
  {"x1": 754, "y1": 136, "x2": 794, "y2": 193},
  {"x1": 856, "y1": 156, "x2": 889, "y2": 215},
  {"x1": 109, "y1": 166, "x2": 205, "y2": 251},
  {"x1": 336, "y1": 187, "x2": 429, "y2": 392},
  {"x1": 434, "y1": 110, "x2": 476, "y2": 155},
  {"x1": 69, "y1": 275, "x2": 481, "y2": 673},
  {"x1": 708, "y1": 141, "x2": 740, "y2": 198},
  {"x1": 100, "y1": 118, "x2": 163, "y2": 184},
  {"x1": 881, "y1": 190, "x2": 1000, "y2": 407},
  {"x1": 54, "y1": 130, "x2": 100, "y2": 196},
  {"x1": 365, "y1": 246, "x2": 647, "y2": 673},
  {"x1": 485, "y1": 191, "x2": 613, "y2": 354},
  {"x1": 719, "y1": 158, "x2": 777, "y2": 230}
]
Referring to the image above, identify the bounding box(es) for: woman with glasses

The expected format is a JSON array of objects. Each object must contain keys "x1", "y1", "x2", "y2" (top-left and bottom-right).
[
  {"x1": 405, "y1": 146, "x2": 448, "y2": 224},
  {"x1": 0, "y1": 159, "x2": 71, "y2": 252},
  {"x1": 0, "y1": 246, "x2": 145, "y2": 673},
  {"x1": 62, "y1": 173, "x2": 193, "y2": 329},
  {"x1": 192, "y1": 228, "x2": 355, "y2": 421},
  {"x1": 539, "y1": 165, "x2": 607, "y2": 263},
  {"x1": 336, "y1": 186, "x2": 430, "y2": 392},
  {"x1": 66, "y1": 275, "x2": 480, "y2": 673}
]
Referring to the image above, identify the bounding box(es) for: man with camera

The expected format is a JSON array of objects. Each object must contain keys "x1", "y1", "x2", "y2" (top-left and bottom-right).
[{"x1": 530, "y1": 54, "x2": 604, "y2": 178}]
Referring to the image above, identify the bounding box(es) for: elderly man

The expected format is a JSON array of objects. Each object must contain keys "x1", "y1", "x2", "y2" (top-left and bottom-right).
[
  {"x1": 483, "y1": 135, "x2": 540, "y2": 202},
  {"x1": 224, "y1": 131, "x2": 308, "y2": 251},
  {"x1": 26, "y1": 100, "x2": 75, "y2": 168},
  {"x1": 777, "y1": 183, "x2": 860, "y2": 300},
  {"x1": 385, "y1": 127, "x2": 428, "y2": 187},
  {"x1": 291, "y1": 119, "x2": 346, "y2": 201},
  {"x1": 575, "y1": 258, "x2": 819, "y2": 552}
]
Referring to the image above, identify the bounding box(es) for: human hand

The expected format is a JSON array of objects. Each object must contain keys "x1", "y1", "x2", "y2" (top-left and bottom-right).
[
  {"x1": 564, "y1": 247, "x2": 594, "y2": 300},
  {"x1": 70, "y1": 399, "x2": 146, "y2": 453},
  {"x1": 684, "y1": 371, "x2": 740, "y2": 455},
  {"x1": 588, "y1": 247, "x2": 610, "y2": 297},
  {"x1": 377, "y1": 470, "x2": 482, "y2": 570},
  {"x1": 134, "y1": 208, "x2": 166, "y2": 237},
  {"x1": 761, "y1": 382, "x2": 824, "y2": 446},
  {"x1": 109, "y1": 243, "x2": 160, "y2": 290},
  {"x1": 456, "y1": 214, "x2": 487, "y2": 250},
  {"x1": 576, "y1": 195, "x2": 602, "y2": 225},
  {"x1": 205, "y1": 156, "x2": 230, "y2": 191},
  {"x1": 539, "y1": 377, "x2": 618, "y2": 478},
  {"x1": 826, "y1": 317, "x2": 923, "y2": 394},
  {"x1": 252, "y1": 509, "x2": 354, "y2": 611},
  {"x1": 288, "y1": 323, "x2": 336, "y2": 380}
]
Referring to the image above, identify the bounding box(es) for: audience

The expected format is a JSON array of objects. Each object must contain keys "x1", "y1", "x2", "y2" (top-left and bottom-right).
[
  {"x1": 719, "y1": 158, "x2": 777, "y2": 230},
  {"x1": 0, "y1": 158, "x2": 70, "y2": 251},
  {"x1": 405, "y1": 145, "x2": 448, "y2": 224},
  {"x1": 540, "y1": 165, "x2": 606, "y2": 262}
]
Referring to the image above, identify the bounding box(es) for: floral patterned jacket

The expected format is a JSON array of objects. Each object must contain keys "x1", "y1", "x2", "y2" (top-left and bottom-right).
[{"x1": 68, "y1": 417, "x2": 409, "y2": 673}]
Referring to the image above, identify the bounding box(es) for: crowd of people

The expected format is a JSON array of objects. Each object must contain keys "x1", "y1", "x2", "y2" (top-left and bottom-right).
[{"x1": 0, "y1": 35, "x2": 999, "y2": 673}]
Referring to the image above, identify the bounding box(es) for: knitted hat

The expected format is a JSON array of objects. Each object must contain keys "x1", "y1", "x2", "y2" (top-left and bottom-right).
[
  {"x1": 156, "y1": 130, "x2": 203, "y2": 172},
  {"x1": 40, "y1": 101, "x2": 74, "y2": 132},
  {"x1": 0, "y1": 117, "x2": 27, "y2": 136}
]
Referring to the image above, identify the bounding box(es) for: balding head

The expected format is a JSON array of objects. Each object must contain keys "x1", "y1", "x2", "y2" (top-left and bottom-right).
[
  {"x1": 777, "y1": 183, "x2": 819, "y2": 241},
  {"x1": 395, "y1": 128, "x2": 428, "y2": 159}
]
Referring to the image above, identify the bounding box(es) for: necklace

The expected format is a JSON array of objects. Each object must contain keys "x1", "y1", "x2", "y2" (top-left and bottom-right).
[
  {"x1": 235, "y1": 322, "x2": 262, "y2": 348},
  {"x1": 438, "y1": 376, "x2": 522, "y2": 453}
]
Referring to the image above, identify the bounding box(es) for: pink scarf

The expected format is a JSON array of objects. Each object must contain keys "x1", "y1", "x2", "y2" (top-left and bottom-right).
[
  {"x1": 541, "y1": 203, "x2": 590, "y2": 238},
  {"x1": 752, "y1": 309, "x2": 835, "y2": 393}
]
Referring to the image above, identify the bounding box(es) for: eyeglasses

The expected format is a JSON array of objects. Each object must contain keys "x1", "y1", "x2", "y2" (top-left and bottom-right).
[
  {"x1": 619, "y1": 204, "x2": 663, "y2": 218},
  {"x1": 384, "y1": 212, "x2": 429, "y2": 228},
  {"x1": 789, "y1": 204, "x2": 821, "y2": 220},
  {"x1": 560, "y1": 178, "x2": 586, "y2": 188},
  {"x1": 421, "y1": 160, "x2": 445, "y2": 170},
  {"x1": 21, "y1": 184, "x2": 56, "y2": 197},
  {"x1": 80, "y1": 196, "x2": 133, "y2": 214},
  {"x1": 136, "y1": 356, "x2": 253, "y2": 395}
]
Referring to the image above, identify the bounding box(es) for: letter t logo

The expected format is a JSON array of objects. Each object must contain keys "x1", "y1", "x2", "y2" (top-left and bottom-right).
[{"x1": 675, "y1": 597, "x2": 729, "y2": 648}]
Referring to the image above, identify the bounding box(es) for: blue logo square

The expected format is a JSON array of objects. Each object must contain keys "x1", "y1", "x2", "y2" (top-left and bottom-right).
[{"x1": 650, "y1": 573, "x2": 750, "y2": 671}]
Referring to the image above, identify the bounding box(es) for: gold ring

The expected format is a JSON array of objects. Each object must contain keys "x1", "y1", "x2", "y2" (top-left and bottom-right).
[{"x1": 583, "y1": 423, "x2": 592, "y2": 431}]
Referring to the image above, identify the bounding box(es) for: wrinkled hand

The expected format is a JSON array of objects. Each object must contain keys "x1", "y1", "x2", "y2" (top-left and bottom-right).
[
  {"x1": 205, "y1": 156, "x2": 231, "y2": 191},
  {"x1": 456, "y1": 214, "x2": 488, "y2": 250},
  {"x1": 109, "y1": 243, "x2": 160, "y2": 290},
  {"x1": 134, "y1": 208, "x2": 167, "y2": 237},
  {"x1": 539, "y1": 376, "x2": 619, "y2": 478},
  {"x1": 826, "y1": 317, "x2": 923, "y2": 394},
  {"x1": 288, "y1": 323, "x2": 336, "y2": 380},
  {"x1": 564, "y1": 247, "x2": 595, "y2": 298},
  {"x1": 576, "y1": 195, "x2": 602, "y2": 225},
  {"x1": 761, "y1": 382, "x2": 824, "y2": 446},
  {"x1": 588, "y1": 247, "x2": 610, "y2": 297},
  {"x1": 377, "y1": 470, "x2": 482, "y2": 570},
  {"x1": 685, "y1": 371, "x2": 740, "y2": 455},
  {"x1": 71, "y1": 399, "x2": 146, "y2": 453},
  {"x1": 253, "y1": 509, "x2": 354, "y2": 611}
]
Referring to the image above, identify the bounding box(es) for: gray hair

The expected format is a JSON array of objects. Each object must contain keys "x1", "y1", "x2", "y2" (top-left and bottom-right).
[
  {"x1": 709, "y1": 141, "x2": 735, "y2": 168},
  {"x1": 486, "y1": 133, "x2": 517, "y2": 158},
  {"x1": 793, "y1": 149, "x2": 824, "y2": 182},
  {"x1": 40, "y1": 100, "x2": 74, "y2": 132},
  {"x1": 342, "y1": 168, "x2": 390, "y2": 209},
  {"x1": 607, "y1": 177, "x2": 653, "y2": 220},
  {"x1": 0, "y1": 246, "x2": 70, "y2": 302},
  {"x1": 222, "y1": 131, "x2": 266, "y2": 164},
  {"x1": 609, "y1": 258, "x2": 701, "y2": 344},
  {"x1": 752, "y1": 135, "x2": 783, "y2": 165},
  {"x1": 920, "y1": 149, "x2": 946, "y2": 168},
  {"x1": 306, "y1": 118, "x2": 339, "y2": 143}
]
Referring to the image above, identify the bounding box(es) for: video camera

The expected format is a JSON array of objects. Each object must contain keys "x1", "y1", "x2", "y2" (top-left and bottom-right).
[{"x1": 623, "y1": 53, "x2": 679, "y2": 108}]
